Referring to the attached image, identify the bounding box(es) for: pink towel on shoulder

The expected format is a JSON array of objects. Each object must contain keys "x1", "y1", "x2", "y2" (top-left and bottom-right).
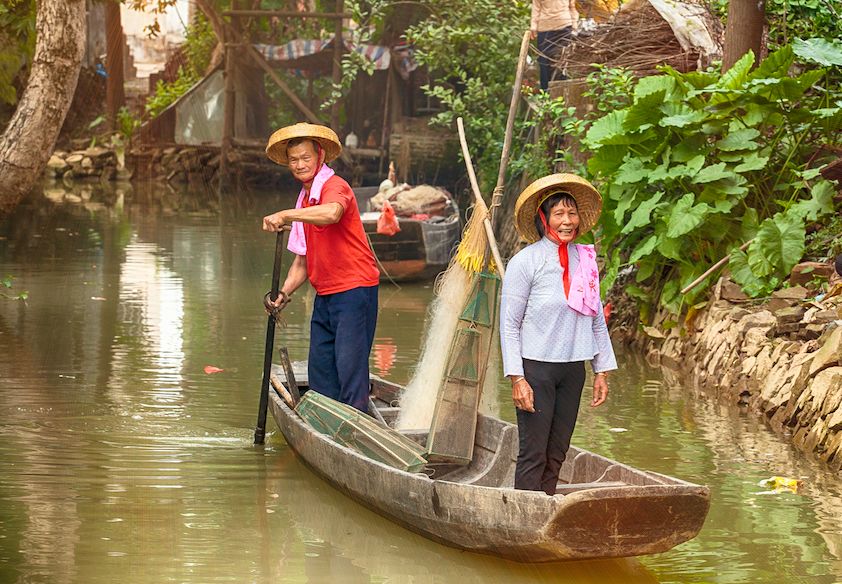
[
  {"x1": 286, "y1": 164, "x2": 336, "y2": 255},
  {"x1": 567, "y1": 244, "x2": 601, "y2": 317}
]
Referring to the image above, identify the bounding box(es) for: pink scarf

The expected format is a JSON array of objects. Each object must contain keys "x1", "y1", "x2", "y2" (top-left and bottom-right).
[
  {"x1": 286, "y1": 163, "x2": 335, "y2": 255},
  {"x1": 567, "y1": 243, "x2": 601, "y2": 317}
]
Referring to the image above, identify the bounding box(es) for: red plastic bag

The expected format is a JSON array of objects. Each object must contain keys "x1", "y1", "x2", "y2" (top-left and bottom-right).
[{"x1": 377, "y1": 200, "x2": 401, "y2": 236}]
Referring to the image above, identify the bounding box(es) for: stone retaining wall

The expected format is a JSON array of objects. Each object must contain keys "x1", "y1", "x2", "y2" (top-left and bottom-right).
[{"x1": 634, "y1": 278, "x2": 842, "y2": 471}]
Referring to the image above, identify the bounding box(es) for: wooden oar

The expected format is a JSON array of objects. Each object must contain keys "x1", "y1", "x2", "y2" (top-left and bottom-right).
[{"x1": 254, "y1": 229, "x2": 288, "y2": 445}]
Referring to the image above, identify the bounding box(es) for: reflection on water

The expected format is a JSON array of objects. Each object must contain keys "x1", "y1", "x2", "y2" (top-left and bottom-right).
[
  {"x1": 114, "y1": 240, "x2": 185, "y2": 410},
  {"x1": 0, "y1": 184, "x2": 841, "y2": 583}
]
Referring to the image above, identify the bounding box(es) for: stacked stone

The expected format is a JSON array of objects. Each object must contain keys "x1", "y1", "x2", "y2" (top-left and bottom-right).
[
  {"x1": 46, "y1": 147, "x2": 125, "y2": 181},
  {"x1": 643, "y1": 261, "x2": 842, "y2": 471},
  {"x1": 152, "y1": 147, "x2": 219, "y2": 184}
]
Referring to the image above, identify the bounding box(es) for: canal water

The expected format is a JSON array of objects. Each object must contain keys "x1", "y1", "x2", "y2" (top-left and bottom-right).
[{"x1": 1, "y1": 182, "x2": 841, "y2": 584}]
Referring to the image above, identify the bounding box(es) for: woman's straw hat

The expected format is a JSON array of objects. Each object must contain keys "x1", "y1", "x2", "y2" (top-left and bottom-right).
[
  {"x1": 265, "y1": 123, "x2": 342, "y2": 166},
  {"x1": 514, "y1": 173, "x2": 603, "y2": 243}
]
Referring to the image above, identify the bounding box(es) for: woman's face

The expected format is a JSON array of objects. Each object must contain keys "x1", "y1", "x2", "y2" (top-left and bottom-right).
[{"x1": 546, "y1": 199, "x2": 580, "y2": 243}]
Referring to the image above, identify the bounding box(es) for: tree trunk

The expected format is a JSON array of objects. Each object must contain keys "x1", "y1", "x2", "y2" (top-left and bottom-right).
[
  {"x1": 105, "y1": 0, "x2": 125, "y2": 129},
  {"x1": 722, "y1": 0, "x2": 766, "y2": 71},
  {"x1": 0, "y1": 0, "x2": 86, "y2": 216}
]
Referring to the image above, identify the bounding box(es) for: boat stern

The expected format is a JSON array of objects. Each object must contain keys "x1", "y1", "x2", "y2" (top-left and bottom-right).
[{"x1": 543, "y1": 485, "x2": 711, "y2": 559}]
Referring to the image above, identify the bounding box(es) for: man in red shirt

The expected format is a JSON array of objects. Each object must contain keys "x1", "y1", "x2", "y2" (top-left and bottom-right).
[{"x1": 262, "y1": 123, "x2": 379, "y2": 412}]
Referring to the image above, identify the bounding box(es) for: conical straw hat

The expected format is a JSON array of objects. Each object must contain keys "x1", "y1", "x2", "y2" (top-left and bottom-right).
[
  {"x1": 265, "y1": 123, "x2": 342, "y2": 166},
  {"x1": 514, "y1": 173, "x2": 603, "y2": 243}
]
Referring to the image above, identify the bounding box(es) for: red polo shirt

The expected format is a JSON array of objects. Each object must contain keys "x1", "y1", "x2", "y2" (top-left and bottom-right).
[{"x1": 303, "y1": 175, "x2": 379, "y2": 295}]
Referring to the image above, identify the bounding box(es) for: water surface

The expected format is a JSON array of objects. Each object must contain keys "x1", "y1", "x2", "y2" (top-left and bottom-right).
[{"x1": 1, "y1": 183, "x2": 840, "y2": 583}]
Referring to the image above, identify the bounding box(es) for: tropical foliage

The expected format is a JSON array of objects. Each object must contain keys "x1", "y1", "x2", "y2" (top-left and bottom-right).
[
  {"x1": 0, "y1": 0, "x2": 35, "y2": 106},
  {"x1": 579, "y1": 42, "x2": 841, "y2": 314}
]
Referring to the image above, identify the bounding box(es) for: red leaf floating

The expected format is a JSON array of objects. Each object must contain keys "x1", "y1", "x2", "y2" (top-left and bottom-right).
[{"x1": 204, "y1": 365, "x2": 225, "y2": 374}]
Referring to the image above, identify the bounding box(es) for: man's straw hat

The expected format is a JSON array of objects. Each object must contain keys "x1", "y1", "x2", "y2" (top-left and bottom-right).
[
  {"x1": 514, "y1": 173, "x2": 603, "y2": 243},
  {"x1": 265, "y1": 123, "x2": 342, "y2": 166}
]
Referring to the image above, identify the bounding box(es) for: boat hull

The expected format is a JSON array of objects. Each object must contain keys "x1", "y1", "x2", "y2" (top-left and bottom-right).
[{"x1": 268, "y1": 386, "x2": 710, "y2": 562}]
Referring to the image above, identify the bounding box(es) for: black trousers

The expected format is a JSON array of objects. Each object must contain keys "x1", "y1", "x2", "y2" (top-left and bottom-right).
[
  {"x1": 515, "y1": 359, "x2": 585, "y2": 495},
  {"x1": 537, "y1": 27, "x2": 574, "y2": 90}
]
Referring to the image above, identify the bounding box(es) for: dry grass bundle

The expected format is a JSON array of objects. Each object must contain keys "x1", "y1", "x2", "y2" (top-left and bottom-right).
[
  {"x1": 559, "y1": 0, "x2": 723, "y2": 79},
  {"x1": 453, "y1": 200, "x2": 490, "y2": 273}
]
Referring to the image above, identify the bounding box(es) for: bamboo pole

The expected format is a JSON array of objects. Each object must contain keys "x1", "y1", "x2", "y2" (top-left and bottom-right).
[
  {"x1": 680, "y1": 240, "x2": 752, "y2": 294},
  {"x1": 220, "y1": 28, "x2": 236, "y2": 189},
  {"x1": 331, "y1": 0, "x2": 345, "y2": 132},
  {"x1": 378, "y1": 67, "x2": 392, "y2": 176},
  {"x1": 456, "y1": 117, "x2": 505, "y2": 278},
  {"x1": 491, "y1": 30, "x2": 531, "y2": 221}
]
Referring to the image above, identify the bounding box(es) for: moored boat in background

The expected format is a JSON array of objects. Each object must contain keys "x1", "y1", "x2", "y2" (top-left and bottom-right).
[{"x1": 354, "y1": 186, "x2": 461, "y2": 281}]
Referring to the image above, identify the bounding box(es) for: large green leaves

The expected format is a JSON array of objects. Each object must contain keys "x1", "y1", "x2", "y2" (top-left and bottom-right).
[
  {"x1": 666, "y1": 194, "x2": 710, "y2": 237},
  {"x1": 788, "y1": 180, "x2": 835, "y2": 221},
  {"x1": 576, "y1": 41, "x2": 838, "y2": 313},
  {"x1": 621, "y1": 191, "x2": 665, "y2": 235},
  {"x1": 584, "y1": 110, "x2": 629, "y2": 147},
  {"x1": 747, "y1": 215, "x2": 805, "y2": 278},
  {"x1": 793, "y1": 37, "x2": 842, "y2": 66}
]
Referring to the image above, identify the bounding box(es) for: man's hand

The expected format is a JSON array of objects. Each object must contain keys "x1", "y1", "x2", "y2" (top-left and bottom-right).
[
  {"x1": 512, "y1": 377, "x2": 535, "y2": 412},
  {"x1": 263, "y1": 211, "x2": 290, "y2": 232},
  {"x1": 590, "y1": 373, "x2": 609, "y2": 407},
  {"x1": 530, "y1": 28, "x2": 537, "y2": 40},
  {"x1": 263, "y1": 290, "x2": 291, "y2": 317}
]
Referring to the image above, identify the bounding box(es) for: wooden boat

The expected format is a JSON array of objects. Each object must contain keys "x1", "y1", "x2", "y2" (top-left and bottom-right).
[
  {"x1": 354, "y1": 186, "x2": 461, "y2": 281},
  {"x1": 268, "y1": 363, "x2": 711, "y2": 563}
]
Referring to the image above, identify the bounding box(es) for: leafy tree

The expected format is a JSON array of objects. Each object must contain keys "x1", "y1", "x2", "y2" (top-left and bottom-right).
[{"x1": 406, "y1": 0, "x2": 530, "y2": 192}]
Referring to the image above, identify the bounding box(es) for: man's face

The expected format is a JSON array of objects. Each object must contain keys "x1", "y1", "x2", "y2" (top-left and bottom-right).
[{"x1": 287, "y1": 140, "x2": 320, "y2": 183}]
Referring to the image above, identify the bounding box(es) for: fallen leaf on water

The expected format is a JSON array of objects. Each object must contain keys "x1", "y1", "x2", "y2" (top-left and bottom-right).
[{"x1": 204, "y1": 365, "x2": 225, "y2": 374}]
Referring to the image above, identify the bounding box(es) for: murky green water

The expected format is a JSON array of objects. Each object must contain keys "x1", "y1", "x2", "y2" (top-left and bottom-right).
[{"x1": 1, "y1": 182, "x2": 841, "y2": 583}]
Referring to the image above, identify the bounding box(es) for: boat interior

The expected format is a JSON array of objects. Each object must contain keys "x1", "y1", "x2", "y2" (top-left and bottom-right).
[
  {"x1": 272, "y1": 364, "x2": 686, "y2": 494},
  {"x1": 277, "y1": 364, "x2": 687, "y2": 495}
]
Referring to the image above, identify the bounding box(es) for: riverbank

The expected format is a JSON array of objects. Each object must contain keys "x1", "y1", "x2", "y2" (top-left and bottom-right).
[{"x1": 614, "y1": 274, "x2": 842, "y2": 472}]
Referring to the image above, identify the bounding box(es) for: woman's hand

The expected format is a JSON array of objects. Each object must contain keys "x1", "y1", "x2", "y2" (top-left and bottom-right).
[
  {"x1": 511, "y1": 376, "x2": 535, "y2": 413},
  {"x1": 590, "y1": 373, "x2": 608, "y2": 407}
]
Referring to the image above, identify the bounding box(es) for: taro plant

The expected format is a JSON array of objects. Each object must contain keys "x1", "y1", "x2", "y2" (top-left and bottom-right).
[{"x1": 580, "y1": 41, "x2": 841, "y2": 315}]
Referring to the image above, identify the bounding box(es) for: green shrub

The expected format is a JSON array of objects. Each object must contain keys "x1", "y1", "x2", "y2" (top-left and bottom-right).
[{"x1": 579, "y1": 42, "x2": 841, "y2": 313}]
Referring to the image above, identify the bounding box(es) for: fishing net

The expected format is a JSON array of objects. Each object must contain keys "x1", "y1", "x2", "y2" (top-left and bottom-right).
[
  {"x1": 295, "y1": 390, "x2": 428, "y2": 473},
  {"x1": 426, "y1": 271, "x2": 501, "y2": 464}
]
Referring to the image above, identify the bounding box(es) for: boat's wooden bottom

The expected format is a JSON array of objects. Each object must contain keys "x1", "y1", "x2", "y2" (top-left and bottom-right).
[{"x1": 268, "y1": 363, "x2": 711, "y2": 562}]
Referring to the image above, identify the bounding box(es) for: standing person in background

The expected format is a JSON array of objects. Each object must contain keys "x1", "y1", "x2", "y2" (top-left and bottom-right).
[
  {"x1": 262, "y1": 123, "x2": 380, "y2": 412},
  {"x1": 531, "y1": 0, "x2": 579, "y2": 91},
  {"x1": 500, "y1": 174, "x2": 617, "y2": 496}
]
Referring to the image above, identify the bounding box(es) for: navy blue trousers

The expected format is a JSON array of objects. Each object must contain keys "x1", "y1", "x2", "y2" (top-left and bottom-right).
[
  {"x1": 537, "y1": 27, "x2": 574, "y2": 90},
  {"x1": 515, "y1": 359, "x2": 585, "y2": 495},
  {"x1": 308, "y1": 285, "x2": 378, "y2": 411}
]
